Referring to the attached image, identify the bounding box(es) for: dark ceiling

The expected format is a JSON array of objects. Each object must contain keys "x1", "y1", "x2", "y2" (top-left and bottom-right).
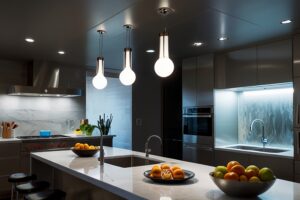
[{"x1": 0, "y1": 0, "x2": 299, "y2": 70}]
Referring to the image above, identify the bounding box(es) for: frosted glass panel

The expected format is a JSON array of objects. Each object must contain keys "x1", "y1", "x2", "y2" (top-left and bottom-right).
[{"x1": 237, "y1": 89, "x2": 293, "y2": 148}]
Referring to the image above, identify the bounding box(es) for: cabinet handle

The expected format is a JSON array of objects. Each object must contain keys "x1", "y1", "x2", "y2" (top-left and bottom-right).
[
  {"x1": 296, "y1": 104, "x2": 300, "y2": 127},
  {"x1": 296, "y1": 131, "x2": 300, "y2": 155}
]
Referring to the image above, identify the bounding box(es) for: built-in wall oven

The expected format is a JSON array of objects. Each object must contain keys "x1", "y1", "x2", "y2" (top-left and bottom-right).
[{"x1": 182, "y1": 106, "x2": 214, "y2": 165}]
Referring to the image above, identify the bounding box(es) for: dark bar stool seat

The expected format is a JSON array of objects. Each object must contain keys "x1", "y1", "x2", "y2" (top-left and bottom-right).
[
  {"x1": 24, "y1": 189, "x2": 66, "y2": 200},
  {"x1": 16, "y1": 180, "x2": 50, "y2": 195},
  {"x1": 8, "y1": 173, "x2": 37, "y2": 200}
]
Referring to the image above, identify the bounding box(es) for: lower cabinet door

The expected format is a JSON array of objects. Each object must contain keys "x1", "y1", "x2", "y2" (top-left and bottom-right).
[{"x1": 196, "y1": 148, "x2": 214, "y2": 166}]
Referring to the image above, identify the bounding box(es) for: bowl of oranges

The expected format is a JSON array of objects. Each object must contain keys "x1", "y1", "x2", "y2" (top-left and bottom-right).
[
  {"x1": 71, "y1": 143, "x2": 100, "y2": 157},
  {"x1": 210, "y1": 161, "x2": 276, "y2": 197}
]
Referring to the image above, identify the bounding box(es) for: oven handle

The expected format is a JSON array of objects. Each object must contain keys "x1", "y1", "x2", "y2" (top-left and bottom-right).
[{"x1": 183, "y1": 114, "x2": 212, "y2": 118}]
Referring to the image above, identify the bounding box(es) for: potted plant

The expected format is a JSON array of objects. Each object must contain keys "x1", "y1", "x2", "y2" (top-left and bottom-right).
[{"x1": 97, "y1": 114, "x2": 113, "y2": 135}]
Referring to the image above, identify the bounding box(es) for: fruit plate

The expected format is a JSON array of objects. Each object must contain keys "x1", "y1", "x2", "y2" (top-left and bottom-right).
[
  {"x1": 209, "y1": 172, "x2": 276, "y2": 197},
  {"x1": 71, "y1": 147, "x2": 99, "y2": 157},
  {"x1": 144, "y1": 170, "x2": 195, "y2": 184}
]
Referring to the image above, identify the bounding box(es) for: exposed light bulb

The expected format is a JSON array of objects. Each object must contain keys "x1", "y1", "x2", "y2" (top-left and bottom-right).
[
  {"x1": 154, "y1": 32, "x2": 174, "y2": 77},
  {"x1": 119, "y1": 48, "x2": 136, "y2": 86},
  {"x1": 92, "y1": 57, "x2": 107, "y2": 89}
]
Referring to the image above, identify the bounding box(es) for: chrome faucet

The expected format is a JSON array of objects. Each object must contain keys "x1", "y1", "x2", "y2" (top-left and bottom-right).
[
  {"x1": 250, "y1": 119, "x2": 268, "y2": 148},
  {"x1": 145, "y1": 135, "x2": 162, "y2": 157}
]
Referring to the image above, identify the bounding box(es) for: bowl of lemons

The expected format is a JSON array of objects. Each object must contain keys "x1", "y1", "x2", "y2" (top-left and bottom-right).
[
  {"x1": 71, "y1": 143, "x2": 100, "y2": 157},
  {"x1": 210, "y1": 161, "x2": 276, "y2": 197}
]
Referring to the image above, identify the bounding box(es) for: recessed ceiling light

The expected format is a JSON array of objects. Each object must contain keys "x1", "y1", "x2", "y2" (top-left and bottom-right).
[
  {"x1": 281, "y1": 19, "x2": 292, "y2": 24},
  {"x1": 25, "y1": 38, "x2": 34, "y2": 43},
  {"x1": 58, "y1": 51, "x2": 65, "y2": 55},
  {"x1": 146, "y1": 49, "x2": 155, "y2": 53},
  {"x1": 218, "y1": 37, "x2": 228, "y2": 41},
  {"x1": 193, "y1": 42, "x2": 203, "y2": 47}
]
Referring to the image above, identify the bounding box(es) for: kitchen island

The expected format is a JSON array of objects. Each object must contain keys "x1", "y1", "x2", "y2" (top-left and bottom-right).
[{"x1": 31, "y1": 147, "x2": 300, "y2": 200}]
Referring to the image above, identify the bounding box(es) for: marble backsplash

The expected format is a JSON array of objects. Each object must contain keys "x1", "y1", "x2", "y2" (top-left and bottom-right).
[
  {"x1": 0, "y1": 94, "x2": 85, "y2": 136},
  {"x1": 237, "y1": 91, "x2": 293, "y2": 148}
]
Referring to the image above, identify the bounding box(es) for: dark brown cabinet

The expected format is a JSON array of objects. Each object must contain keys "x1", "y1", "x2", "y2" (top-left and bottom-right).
[
  {"x1": 225, "y1": 47, "x2": 257, "y2": 88},
  {"x1": 215, "y1": 39, "x2": 292, "y2": 89},
  {"x1": 182, "y1": 54, "x2": 214, "y2": 107},
  {"x1": 257, "y1": 40, "x2": 292, "y2": 84}
]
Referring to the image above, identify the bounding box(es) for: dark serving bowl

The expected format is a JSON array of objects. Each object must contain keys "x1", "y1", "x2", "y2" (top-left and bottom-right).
[
  {"x1": 144, "y1": 169, "x2": 195, "y2": 184},
  {"x1": 71, "y1": 147, "x2": 99, "y2": 157},
  {"x1": 209, "y1": 172, "x2": 276, "y2": 197}
]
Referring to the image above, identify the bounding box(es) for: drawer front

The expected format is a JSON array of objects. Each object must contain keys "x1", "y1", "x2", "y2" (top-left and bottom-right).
[
  {"x1": 0, "y1": 175, "x2": 11, "y2": 198},
  {"x1": 0, "y1": 143, "x2": 20, "y2": 157},
  {"x1": 0, "y1": 158, "x2": 20, "y2": 175},
  {"x1": 295, "y1": 160, "x2": 300, "y2": 174}
]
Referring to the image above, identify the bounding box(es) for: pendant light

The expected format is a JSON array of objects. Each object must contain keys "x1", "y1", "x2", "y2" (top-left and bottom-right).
[
  {"x1": 154, "y1": 7, "x2": 174, "y2": 78},
  {"x1": 92, "y1": 30, "x2": 107, "y2": 90},
  {"x1": 119, "y1": 25, "x2": 136, "y2": 86}
]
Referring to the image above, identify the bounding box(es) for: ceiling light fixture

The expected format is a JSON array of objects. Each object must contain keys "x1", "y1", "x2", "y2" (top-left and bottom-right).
[
  {"x1": 193, "y1": 42, "x2": 203, "y2": 47},
  {"x1": 92, "y1": 30, "x2": 107, "y2": 90},
  {"x1": 218, "y1": 37, "x2": 228, "y2": 41},
  {"x1": 146, "y1": 49, "x2": 155, "y2": 53},
  {"x1": 154, "y1": 7, "x2": 174, "y2": 78},
  {"x1": 25, "y1": 38, "x2": 34, "y2": 43},
  {"x1": 281, "y1": 19, "x2": 292, "y2": 24},
  {"x1": 119, "y1": 25, "x2": 136, "y2": 86},
  {"x1": 58, "y1": 51, "x2": 65, "y2": 55}
]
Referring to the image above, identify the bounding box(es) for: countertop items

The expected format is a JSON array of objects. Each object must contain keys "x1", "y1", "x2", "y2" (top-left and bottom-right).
[{"x1": 31, "y1": 147, "x2": 300, "y2": 200}]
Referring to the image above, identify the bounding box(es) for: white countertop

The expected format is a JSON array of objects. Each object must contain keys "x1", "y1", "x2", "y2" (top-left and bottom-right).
[
  {"x1": 31, "y1": 147, "x2": 300, "y2": 200},
  {"x1": 216, "y1": 144, "x2": 293, "y2": 158},
  {"x1": 0, "y1": 137, "x2": 21, "y2": 142}
]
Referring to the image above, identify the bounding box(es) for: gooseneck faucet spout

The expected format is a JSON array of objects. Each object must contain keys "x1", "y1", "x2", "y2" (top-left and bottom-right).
[
  {"x1": 145, "y1": 135, "x2": 162, "y2": 157},
  {"x1": 250, "y1": 119, "x2": 267, "y2": 148}
]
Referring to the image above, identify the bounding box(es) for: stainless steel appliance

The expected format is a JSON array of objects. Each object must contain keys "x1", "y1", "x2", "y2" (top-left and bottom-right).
[{"x1": 182, "y1": 106, "x2": 214, "y2": 165}]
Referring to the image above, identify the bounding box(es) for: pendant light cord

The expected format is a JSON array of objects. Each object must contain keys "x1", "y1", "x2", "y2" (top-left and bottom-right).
[{"x1": 99, "y1": 31, "x2": 104, "y2": 57}]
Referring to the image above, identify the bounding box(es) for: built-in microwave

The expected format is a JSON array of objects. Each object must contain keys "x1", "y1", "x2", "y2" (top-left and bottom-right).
[{"x1": 183, "y1": 106, "x2": 213, "y2": 137}]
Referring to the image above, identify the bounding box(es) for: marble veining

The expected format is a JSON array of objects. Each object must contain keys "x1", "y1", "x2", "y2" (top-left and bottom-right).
[
  {"x1": 0, "y1": 95, "x2": 85, "y2": 136},
  {"x1": 238, "y1": 92, "x2": 293, "y2": 148}
]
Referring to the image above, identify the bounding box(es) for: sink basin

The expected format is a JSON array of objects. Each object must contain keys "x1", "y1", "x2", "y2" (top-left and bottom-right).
[
  {"x1": 228, "y1": 145, "x2": 288, "y2": 153},
  {"x1": 104, "y1": 155, "x2": 164, "y2": 168}
]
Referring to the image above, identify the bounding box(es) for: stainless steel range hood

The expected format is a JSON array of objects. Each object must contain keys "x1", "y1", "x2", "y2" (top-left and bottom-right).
[{"x1": 8, "y1": 61, "x2": 82, "y2": 97}]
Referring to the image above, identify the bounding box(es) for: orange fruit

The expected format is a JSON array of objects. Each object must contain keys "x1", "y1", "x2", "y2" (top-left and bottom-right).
[
  {"x1": 84, "y1": 143, "x2": 90, "y2": 150},
  {"x1": 227, "y1": 161, "x2": 241, "y2": 171},
  {"x1": 75, "y1": 143, "x2": 81, "y2": 148},
  {"x1": 245, "y1": 169, "x2": 258, "y2": 179},
  {"x1": 79, "y1": 144, "x2": 85, "y2": 150},
  {"x1": 249, "y1": 176, "x2": 261, "y2": 183},
  {"x1": 229, "y1": 164, "x2": 245, "y2": 176},
  {"x1": 224, "y1": 172, "x2": 239, "y2": 181},
  {"x1": 246, "y1": 165, "x2": 260, "y2": 175},
  {"x1": 239, "y1": 175, "x2": 248, "y2": 182}
]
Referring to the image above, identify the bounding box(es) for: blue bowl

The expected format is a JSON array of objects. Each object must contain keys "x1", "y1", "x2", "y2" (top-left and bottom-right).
[{"x1": 39, "y1": 130, "x2": 52, "y2": 137}]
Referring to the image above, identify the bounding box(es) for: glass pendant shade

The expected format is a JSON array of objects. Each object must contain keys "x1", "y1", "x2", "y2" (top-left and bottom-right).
[
  {"x1": 154, "y1": 32, "x2": 174, "y2": 77},
  {"x1": 92, "y1": 57, "x2": 107, "y2": 89},
  {"x1": 119, "y1": 48, "x2": 136, "y2": 86}
]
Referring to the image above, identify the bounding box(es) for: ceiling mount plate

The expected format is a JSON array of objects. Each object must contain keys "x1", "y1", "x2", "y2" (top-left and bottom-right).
[
  {"x1": 97, "y1": 30, "x2": 106, "y2": 34},
  {"x1": 157, "y1": 7, "x2": 174, "y2": 16},
  {"x1": 123, "y1": 24, "x2": 134, "y2": 29}
]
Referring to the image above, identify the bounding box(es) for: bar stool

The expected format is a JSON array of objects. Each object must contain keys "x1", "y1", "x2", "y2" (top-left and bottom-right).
[
  {"x1": 24, "y1": 189, "x2": 66, "y2": 200},
  {"x1": 8, "y1": 173, "x2": 37, "y2": 200},
  {"x1": 16, "y1": 180, "x2": 50, "y2": 199}
]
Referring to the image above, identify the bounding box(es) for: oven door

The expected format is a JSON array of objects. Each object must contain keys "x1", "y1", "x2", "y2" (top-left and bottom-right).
[{"x1": 183, "y1": 114, "x2": 213, "y2": 136}]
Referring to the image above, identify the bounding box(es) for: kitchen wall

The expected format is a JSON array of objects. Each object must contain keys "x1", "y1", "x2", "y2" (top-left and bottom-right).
[
  {"x1": 0, "y1": 58, "x2": 85, "y2": 136},
  {"x1": 86, "y1": 76, "x2": 132, "y2": 150}
]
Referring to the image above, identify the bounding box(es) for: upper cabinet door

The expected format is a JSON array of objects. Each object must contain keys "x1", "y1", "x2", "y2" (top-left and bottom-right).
[
  {"x1": 197, "y1": 54, "x2": 214, "y2": 106},
  {"x1": 182, "y1": 57, "x2": 197, "y2": 107},
  {"x1": 225, "y1": 48, "x2": 257, "y2": 88},
  {"x1": 257, "y1": 39, "x2": 292, "y2": 84},
  {"x1": 293, "y1": 35, "x2": 300, "y2": 77}
]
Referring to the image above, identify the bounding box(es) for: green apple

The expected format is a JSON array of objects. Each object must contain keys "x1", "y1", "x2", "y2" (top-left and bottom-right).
[
  {"x1": 214, "y1": 166, "x2": 228, "y2": 174},
  {"x1": 259, "y1": 167, "x2": 275, "y2": 181},
  {"x1": 246, "y1": 165, "x2": 260, "y2": 174},
  {"x1": 214, "y1": 171, "x2": 224, "y2": 179}
]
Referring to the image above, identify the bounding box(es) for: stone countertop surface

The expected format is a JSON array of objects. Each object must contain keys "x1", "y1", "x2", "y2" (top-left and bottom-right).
[
  {"x1": 31, "y1": 147, "x2": 300, "y2": 200},
  {"x1": 216, "y1": 144, "x2": 293, "y2": 158},
  {"x1": 0, "y1": 134, "x2": 115, "y2": 142}
]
